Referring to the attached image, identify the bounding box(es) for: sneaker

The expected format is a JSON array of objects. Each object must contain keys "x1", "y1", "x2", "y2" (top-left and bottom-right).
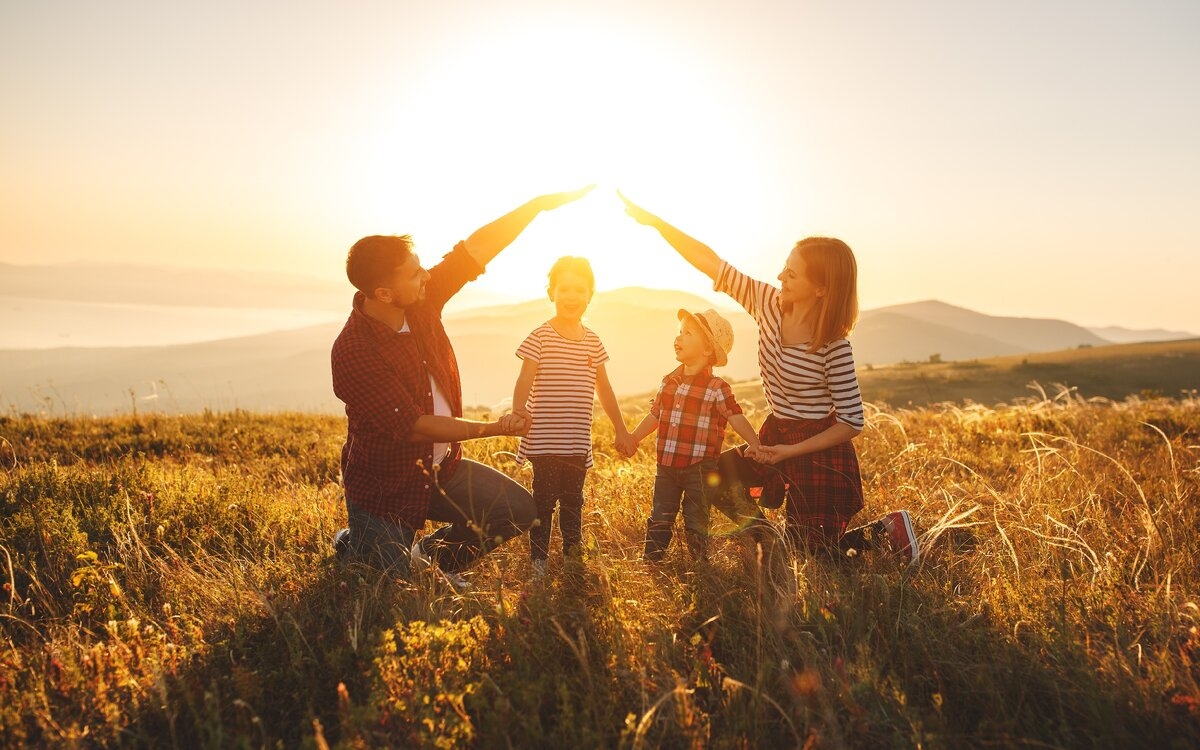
[
  {"x1": 332, "y1": 528, "x2": 351, "y2": 559},
  {"x1": 530, "y1": 559, "x2": 548, "y2": 580},
  {"x1": 881, "y1": 510, "x2": 919, "y2": 565},
  {"x1": 410, "y1": 537, "x2": 471, "y2": 592}
]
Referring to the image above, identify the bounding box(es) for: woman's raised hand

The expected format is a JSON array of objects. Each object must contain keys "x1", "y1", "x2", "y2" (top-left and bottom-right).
[{"x1": 616, "y1": 189, "x2": 659, "y2": 227}]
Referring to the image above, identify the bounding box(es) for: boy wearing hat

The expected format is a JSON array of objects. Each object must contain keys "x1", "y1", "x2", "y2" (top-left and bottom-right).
[{"x1": 621, "y1": 309, "x2": 762, "y2": 563}]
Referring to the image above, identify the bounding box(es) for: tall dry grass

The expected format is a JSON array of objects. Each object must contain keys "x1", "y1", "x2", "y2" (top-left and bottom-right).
[{"x1": 1, "y1": 393, "x2": 1198, "y2": 748}]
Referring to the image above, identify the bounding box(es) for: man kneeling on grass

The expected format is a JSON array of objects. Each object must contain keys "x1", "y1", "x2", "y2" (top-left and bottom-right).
[{"x1": 330, "y1": 188, "x2": 591, "y2": 591}]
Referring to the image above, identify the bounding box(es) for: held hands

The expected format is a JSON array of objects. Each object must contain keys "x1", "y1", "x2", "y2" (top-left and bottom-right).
[
  {"x1": 495, "y1": 411, "x2": 530, "y2": 437},
  {"x1": 750, "y1": 444, "x2": 791, "y2": 465},
  {"x1": 614, "y1": 433, "x2": 639, "y2": 458}
]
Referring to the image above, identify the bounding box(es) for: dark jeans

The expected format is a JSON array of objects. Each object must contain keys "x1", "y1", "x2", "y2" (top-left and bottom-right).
[
  {"x1": 644, "y1": 458, "x2": 717, "y2": 562},
  {"x1": 528, "y1": 455, "x2": 588, "y2": 561},
  {"x1": 344, "y1": 458, "x2": 536, "y2": 577}
]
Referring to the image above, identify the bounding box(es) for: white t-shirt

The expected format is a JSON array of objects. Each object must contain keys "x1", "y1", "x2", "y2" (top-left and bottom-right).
[{"x1": 399, "y1": 319, "x2": 453, "y2": 464}]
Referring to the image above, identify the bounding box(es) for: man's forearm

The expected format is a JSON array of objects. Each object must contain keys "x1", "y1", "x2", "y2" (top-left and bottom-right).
[
  {"x1": 463, "y1": 186, "x2": 593, "y2": 267},
  {"x1": 463, "y1": 199, "x2": 544, "y2": 268},
  {"x1": 408, "y1": 414, "x2": 501, "y2": 442}
]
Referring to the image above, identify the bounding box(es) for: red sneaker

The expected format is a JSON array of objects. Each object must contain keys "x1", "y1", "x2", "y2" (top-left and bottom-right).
[{"x1": 881, "y1": 511, "x2": 919, "y2": 565}]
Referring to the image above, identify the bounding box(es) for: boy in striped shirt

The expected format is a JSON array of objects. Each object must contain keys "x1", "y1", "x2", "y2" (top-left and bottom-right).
[{"x1": 623, "y1": 309, "x2": 761, "y2": 563}]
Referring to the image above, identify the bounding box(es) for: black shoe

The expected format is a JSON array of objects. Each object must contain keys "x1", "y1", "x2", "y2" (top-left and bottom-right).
[{"x1": 333, "y1": 528, "x2": 351, "y2": 559}]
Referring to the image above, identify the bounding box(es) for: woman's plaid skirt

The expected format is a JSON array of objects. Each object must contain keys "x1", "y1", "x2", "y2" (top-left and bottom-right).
[{"x1": 759, "y1": 413, "x2": 864, "y2": 548}]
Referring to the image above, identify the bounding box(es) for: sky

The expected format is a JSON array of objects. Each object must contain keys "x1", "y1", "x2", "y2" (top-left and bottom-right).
[{"x1": 3, "y1": 0, "x2": 1199, "y2": 333}]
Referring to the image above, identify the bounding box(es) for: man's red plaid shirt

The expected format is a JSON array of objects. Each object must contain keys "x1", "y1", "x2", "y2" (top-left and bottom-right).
[
  {"x1": 331, "y1": 242, "x2": 482, "y2": 528},
  {"x1": 650, "y1": 365, "x2": 743, "y2": 468}
]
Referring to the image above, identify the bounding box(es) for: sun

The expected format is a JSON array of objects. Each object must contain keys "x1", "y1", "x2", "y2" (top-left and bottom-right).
[{"x1": 340, "y1": 17, "x2": 770, "y2": 304}]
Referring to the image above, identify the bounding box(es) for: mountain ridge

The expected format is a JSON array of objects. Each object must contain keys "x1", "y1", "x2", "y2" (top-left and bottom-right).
[{"x1": 3, "y1": 285, "x2": 1197, "y2": 414}]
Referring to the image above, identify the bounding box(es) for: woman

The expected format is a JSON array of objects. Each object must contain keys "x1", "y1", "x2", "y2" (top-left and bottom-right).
[{"x1": 618, "y1": 192, "x2": 918, "y2": 563}]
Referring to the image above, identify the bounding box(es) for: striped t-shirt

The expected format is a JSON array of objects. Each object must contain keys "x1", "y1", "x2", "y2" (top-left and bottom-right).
[
  {"x1": 714, "y1": 261, "x2": 865, "y2": 429},
  {"x1": 515, "y1": 322, "x2": 610, "y2": 467}
]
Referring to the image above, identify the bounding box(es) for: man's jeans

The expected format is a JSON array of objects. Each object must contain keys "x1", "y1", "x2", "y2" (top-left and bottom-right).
[{"x1": 345, "y1": 458, "x2": 536, "y2": 577}]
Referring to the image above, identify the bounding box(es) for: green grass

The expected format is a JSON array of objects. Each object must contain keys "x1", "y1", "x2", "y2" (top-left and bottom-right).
[{"x1": 2, "y1": 392, "x2": 1199, "y2": 748}]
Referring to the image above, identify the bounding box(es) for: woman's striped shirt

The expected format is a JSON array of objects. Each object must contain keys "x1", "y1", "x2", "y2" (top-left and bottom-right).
[
  {"x1": 515, "y1": 322, "x2": 610, "y2": 467},
  {"x1": 714, "y1": 261, "x2": 864, "y2": 430}
]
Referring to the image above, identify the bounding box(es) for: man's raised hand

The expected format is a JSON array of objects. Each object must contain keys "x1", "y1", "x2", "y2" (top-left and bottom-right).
[{"x1": 536, "y1": 185, "x2": 595, "y2": 212}]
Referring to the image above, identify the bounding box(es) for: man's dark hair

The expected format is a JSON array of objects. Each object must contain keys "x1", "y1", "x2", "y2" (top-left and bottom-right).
[{"x1": 345, "y1": 235, "x2": 414, "y2": 295}]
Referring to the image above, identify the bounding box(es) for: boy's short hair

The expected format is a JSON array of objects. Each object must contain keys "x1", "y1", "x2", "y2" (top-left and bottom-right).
[
  {"x1": 678, "y1": 309, "x2": 734, "y2": 367},
  {"x1": 346, "y1": 235, "x2": 414, "y2": 294}
]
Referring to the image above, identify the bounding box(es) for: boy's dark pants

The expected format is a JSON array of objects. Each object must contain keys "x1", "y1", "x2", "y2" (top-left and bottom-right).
[
  {"x1": 644, "y1": 458, "x2": 717, "y2": 562},
  {"x1": 528, "y1": 455, "x2": 588, "y2": 561}
]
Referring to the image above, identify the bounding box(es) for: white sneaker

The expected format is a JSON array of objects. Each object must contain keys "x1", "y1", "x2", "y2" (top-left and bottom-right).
[
  {"x1": 409, "y1": 537, "x2": 471, "y2": 592},
  {"x1": 530, "y1": 559, "x2": 548, "y2": 580}
]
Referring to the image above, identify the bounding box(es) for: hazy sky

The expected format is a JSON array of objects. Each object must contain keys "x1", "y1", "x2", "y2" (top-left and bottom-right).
[{"x1": 3, "y1": 0, "x2": 1198, "y2": 332}]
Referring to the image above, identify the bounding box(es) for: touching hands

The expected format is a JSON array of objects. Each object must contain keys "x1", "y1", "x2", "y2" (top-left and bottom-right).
[
  {"x1": 750, "y1": 444, "x2": 790, "y2": 465},
  {"x1": 496, "y1": 412, "x2": 529, "y2": 437},
  {"x1": 614, "y1": 433, "x2": 639, "y2": 458}
]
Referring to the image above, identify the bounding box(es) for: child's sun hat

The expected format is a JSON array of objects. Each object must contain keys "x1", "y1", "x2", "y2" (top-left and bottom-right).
[{"x1": 678, "y1": 309, "x2": 734, "y2": 367}]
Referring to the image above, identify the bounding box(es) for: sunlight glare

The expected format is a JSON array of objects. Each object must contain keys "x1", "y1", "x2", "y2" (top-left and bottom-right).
[{"x1": 343, "y1": 20, "x2": 769, "y2": 303}]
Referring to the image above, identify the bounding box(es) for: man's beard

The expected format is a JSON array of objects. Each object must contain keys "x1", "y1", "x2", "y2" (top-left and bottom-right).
[{"x1": 390, "y1": 287, "x2": 425, "y2": 310}]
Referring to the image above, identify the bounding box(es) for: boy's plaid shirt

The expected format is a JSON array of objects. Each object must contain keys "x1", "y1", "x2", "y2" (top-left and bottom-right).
[{"x1": 650, "y1": 365, "x2": 743, "y2": 468}]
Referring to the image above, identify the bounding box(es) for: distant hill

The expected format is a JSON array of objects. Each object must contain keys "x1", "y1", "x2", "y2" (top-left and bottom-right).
[
  {"x1": 2, "y1": 286, "x2": 1197, "y2": 415},
  {"x1": 860, "y1": 300, "x2": 1108, "y2": 355},
  {"x1": 1084, "y1": 325, "x2": 1197, "y2": 344}
]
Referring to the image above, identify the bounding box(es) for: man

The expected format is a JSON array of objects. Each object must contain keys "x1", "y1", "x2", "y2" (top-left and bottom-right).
[{"x1": 331, "y1": 187, "x2": 592, "y2": 589}]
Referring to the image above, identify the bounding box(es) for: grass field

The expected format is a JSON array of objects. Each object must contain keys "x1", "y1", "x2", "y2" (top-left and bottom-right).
[
  {"x1": 852, "y1": 338, "x2": 1200, "y2": 409},
  {"x1": 2, "y1": 390, "x2": 1199, "y2": 748}
]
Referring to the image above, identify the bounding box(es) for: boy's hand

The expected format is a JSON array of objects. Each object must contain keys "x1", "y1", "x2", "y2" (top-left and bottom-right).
[
  {"x1": 751, "y1": 444, "x2": 787, "y2": 465},
  {"x1": 615, "y1": 434, "x2": 638, "y2": 458}
]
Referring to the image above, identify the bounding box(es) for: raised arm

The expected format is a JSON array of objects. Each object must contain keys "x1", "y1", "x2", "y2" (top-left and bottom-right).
[
  {"x1": 463, "y1": 186, "x2": 594, "y2": 267},
  {"x1": 617, "y1": 190, "x2": 722, "y2": 281}
]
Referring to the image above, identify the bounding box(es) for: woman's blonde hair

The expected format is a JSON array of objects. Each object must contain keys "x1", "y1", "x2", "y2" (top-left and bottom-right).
[{"x1": 795, "y1": 237, "x2": 858, "y2": 352}]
